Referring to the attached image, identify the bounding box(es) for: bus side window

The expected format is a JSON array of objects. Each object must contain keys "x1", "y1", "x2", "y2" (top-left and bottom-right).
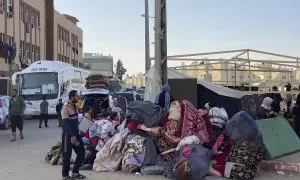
[
  {"x1": 73, "y1": 71, "x2": 82, "y2": 83},
  {"x1": 61, "y1": 71, "x2": 70, "y2": 94}
]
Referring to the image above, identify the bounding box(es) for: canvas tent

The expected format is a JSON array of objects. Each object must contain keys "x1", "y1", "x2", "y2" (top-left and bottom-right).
[{"x1": 167, "y1": 68, "x2": 244, "y2": 118}]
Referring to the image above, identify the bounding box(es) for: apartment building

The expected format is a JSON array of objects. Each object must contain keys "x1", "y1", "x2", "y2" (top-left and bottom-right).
[{"x1": 0, "y1": 0, "x2": 83, "y2": 95}]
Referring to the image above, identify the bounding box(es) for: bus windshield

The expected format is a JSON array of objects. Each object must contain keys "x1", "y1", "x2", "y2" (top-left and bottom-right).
[{"x1": 19, "y1": 72, "x2": 59, "y2": 100}]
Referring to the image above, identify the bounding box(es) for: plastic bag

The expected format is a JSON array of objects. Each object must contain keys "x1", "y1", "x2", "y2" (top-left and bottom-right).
[{"x1": 144, "y1": 65, "x2": 161, "y2": 103}]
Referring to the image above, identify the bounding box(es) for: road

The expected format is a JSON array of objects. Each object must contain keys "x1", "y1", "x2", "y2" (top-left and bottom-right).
[{"x1": 0, "y1": 119, "x2": 299, "y2": 180}]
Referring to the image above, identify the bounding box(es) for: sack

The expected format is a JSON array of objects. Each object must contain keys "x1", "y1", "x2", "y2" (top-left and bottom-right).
[{"x1": 173, "y1": 158, "x2": 192, "y2": 180}]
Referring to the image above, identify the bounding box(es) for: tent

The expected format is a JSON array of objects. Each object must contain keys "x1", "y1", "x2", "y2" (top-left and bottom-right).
[{"x1": 168, "y1": 68, "x2": 244, "y2": 118}]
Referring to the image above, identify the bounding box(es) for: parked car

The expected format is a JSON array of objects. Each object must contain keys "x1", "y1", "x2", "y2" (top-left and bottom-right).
[
  {"x1": 115, "y1": 91, "x2": 141, "y2": 104},
  {"x1": 0, "y1": 96, "x2": 10, "y2": 130},
  {"x1": 79, "y1": 88, "x2": 111, "y2": 119},
  {"x1": 137, "y1": 88, "x2": 145, "y2": 101}
]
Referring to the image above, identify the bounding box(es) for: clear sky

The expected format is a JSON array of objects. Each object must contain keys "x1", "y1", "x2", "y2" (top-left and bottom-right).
[{"x1": 54, "y1": 0, "x2": 300, "y2": 75}]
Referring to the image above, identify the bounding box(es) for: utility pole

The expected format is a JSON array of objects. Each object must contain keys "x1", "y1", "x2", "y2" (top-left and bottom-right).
[
  {"x1": 144, "y1": 0, "x2": 150, "y2": 73},
  {"x1": 154, "y1": 0, "x2": 168, "y2": 84}
]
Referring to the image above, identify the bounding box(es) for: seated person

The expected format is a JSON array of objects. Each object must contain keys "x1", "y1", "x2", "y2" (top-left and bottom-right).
[{"x1": 258, "y1": 97, "x2": 277, "y2": 119}]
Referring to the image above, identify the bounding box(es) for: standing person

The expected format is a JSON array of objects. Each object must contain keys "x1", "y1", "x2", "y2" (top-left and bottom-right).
[
  {"x1": 56, "y1": 99, "x2": 64, "y2": 127},
  {"x1": 61, "y1": 90, "x2": 86, "y2": 180},
  {"x1": 39, "y1": 96, "x2": 49, "y2": 128},
  {"x1": 269, "y1": 86, "x2": 283, "y2": 113},
  {"x1": 286, "y1": 83, "x2": 292, "y2": 113},
  {"x1": 293, "y1": 93, "x2": 300, "y2": 138},
  {"x1": 9, "y1": 89, "x2": 26, "y2": 141},
  {"x1": 155, "y1": 84, "x2": 174, "y2": 109}
]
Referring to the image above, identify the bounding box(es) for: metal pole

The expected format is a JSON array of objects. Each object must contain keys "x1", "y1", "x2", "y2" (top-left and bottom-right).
[
  {"x1": 234, "y1": 62, "x2": 237, "y2": 87},
  {"x1": 226, "y1": 62, "x2": 228, "y2": 87},
  {"x1": 155, "y1": 0, "x2": 167, "y2": 84},
  {"x1": 144, "y1": 0, "x2": 151, "y2": 73},
  {"x1": 154, "y1": 0, "x2": 162, "y2": 80},
  {"x1": 160, "y1": 0, "x2": 168, "y2": 84},
  {"x1": 247, "y1": 50, "x2": 251, "y2": 91}
]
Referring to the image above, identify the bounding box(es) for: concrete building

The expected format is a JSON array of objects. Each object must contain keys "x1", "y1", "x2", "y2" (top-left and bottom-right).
[
  {"x1": 0, "y1": 0, "x2": 83, "y2": 95},
  {"x1": 178, "y1": 61, "x2": 296, "y2": 87},
  {"x1": 83, "y1": 53, "x2": 114, "y2": 77},
  {"x1": 125, "y1": 73, "x2": 146, "y2": 87}
]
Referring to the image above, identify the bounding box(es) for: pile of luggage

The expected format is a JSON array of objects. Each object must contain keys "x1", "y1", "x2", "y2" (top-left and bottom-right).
[
  {"x1": 85, "y1": 73, "x2": 108, "y2": 89},
  {"x1": 45, "y1": 99, "x2": 266, "y2": 180}
]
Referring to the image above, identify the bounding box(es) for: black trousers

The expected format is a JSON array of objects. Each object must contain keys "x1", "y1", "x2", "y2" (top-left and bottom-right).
[
  {"x1": 39, "y1": 113, "x2": 48, "y2": 126},
  {"x1": 11, "y1": 115, "x2": 23, "y2": 132},
  {"x1": 58, "y1": 114, "x2": 62, "y2": 126},
  {"x1": 62, "y1": 133, "x2": 85, "y2": 177}
]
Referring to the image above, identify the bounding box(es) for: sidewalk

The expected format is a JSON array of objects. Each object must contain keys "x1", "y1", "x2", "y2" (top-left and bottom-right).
[{"x1": 261, "y1": 152, "x2": 300, "y2": 174}]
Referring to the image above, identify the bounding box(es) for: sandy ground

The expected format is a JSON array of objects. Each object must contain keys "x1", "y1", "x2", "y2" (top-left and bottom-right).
[{"x1": 0, "y1": 119, "x2": 299, "y2": 180}]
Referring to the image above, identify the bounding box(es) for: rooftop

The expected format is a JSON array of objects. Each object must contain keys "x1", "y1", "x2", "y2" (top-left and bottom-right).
[{"x1": 63, "y1": 14, "x2": 79, "y2": 25}]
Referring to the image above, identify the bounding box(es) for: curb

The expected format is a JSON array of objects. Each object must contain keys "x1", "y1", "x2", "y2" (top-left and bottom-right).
[{"x1": 261, "y1": 160, "x2": 300, "y2": 174}]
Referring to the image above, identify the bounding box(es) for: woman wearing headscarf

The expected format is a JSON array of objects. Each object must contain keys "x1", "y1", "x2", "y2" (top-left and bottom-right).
[
  {"x1": 292, "y1": 94, "x2": 300, "y2": 137},
  {"x1": 155, "y1": 84, "x2": 174, "y2": 109},
  {"x1": 258, "y1": 97, "x2": 276, "y2": 119}
]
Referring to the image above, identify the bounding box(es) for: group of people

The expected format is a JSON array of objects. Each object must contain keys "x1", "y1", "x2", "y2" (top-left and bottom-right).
[
  {"x1": 42, "y1": 84, "x2": 266, "y2": 180},
  {"x1": 258, "y1": 83, "x2": 300, "y2": 138}
]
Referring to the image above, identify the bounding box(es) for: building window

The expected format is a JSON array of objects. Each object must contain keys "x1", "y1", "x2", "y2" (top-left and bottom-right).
[
  {"x1": 282, "y1": 76, "x2": 286, "y2": 80},
  {"x1": 66, "y1": 32, "x2": 69, "y2": 43},
  {"x1": 31, "y1": 11, "x2": 35, "y2": 26},
  {"x1": 20, "y1": 3, "x2": 24, "y2": 21},
  {"x1": 35, "y1": 46, "x2": 40, "y2": 60},
  {"x1": 58, "y1": 26, "x2": 60, "y2": 39},
  {"x1": 35, "y1": 13, "x2": 40, "y2": 27},
  {"x1": 20, "y1": 41, "x2": 24, "y2": 58},
  {"x1": 0, "y1": 1, "x2": 3, "y2": 15},
  {"x1": 9, "y1": 36, "x2": 14, "y2": 45},
  {"x1": 71, "y1": 34, "x2": 78, "y2": 48},
  {"x1": 0, "y1": 33, "x2": 4, "y2": 42},
  {"x1": 25, "y1": 6, "x2": 29, "y2": 23},
  {"x1": 7, "y1": 0, "x2": 13, "y2": 17},
  {"x1": 31, "y1": 45, "x2": 35, "y2": 60},
  {"x1": 25, "y1": 43, "x2": 30, "y2": 59},
  {"x1": 64, "y1": 31, "x2": 68, "y2": 42}
]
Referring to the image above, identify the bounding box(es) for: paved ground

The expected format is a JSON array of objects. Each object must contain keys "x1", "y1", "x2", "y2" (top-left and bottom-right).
[{"x1": 0, "y1": 119, "x2": 299, "y2": 180}]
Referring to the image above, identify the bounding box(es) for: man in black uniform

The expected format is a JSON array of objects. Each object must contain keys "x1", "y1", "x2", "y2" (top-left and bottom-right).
[{"x1": 61, "y1": 90, "x2": 86, "y2": 180}]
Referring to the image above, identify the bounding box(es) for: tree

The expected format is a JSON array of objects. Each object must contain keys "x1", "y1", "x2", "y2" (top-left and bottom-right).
[{"x1": 115, "y1": 59, "x2": 127, "y2": 80}]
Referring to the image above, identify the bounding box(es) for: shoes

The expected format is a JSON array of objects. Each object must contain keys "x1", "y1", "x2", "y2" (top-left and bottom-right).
[
  {"x1": 11, "y1": 132, "x2": 17, "y2": 142},
  {"x1": 79, "y1": 164, "x2": 93, "y2": 170},
  {"x1": 71, "y1": 173, "x2": 86, "y2": 179},
  {"x1": 62, "y1": 176, "x2": 74, "y2": 180},
  {"x1": 20, "y1": 132, "x2": 24, "y2": 140}
]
